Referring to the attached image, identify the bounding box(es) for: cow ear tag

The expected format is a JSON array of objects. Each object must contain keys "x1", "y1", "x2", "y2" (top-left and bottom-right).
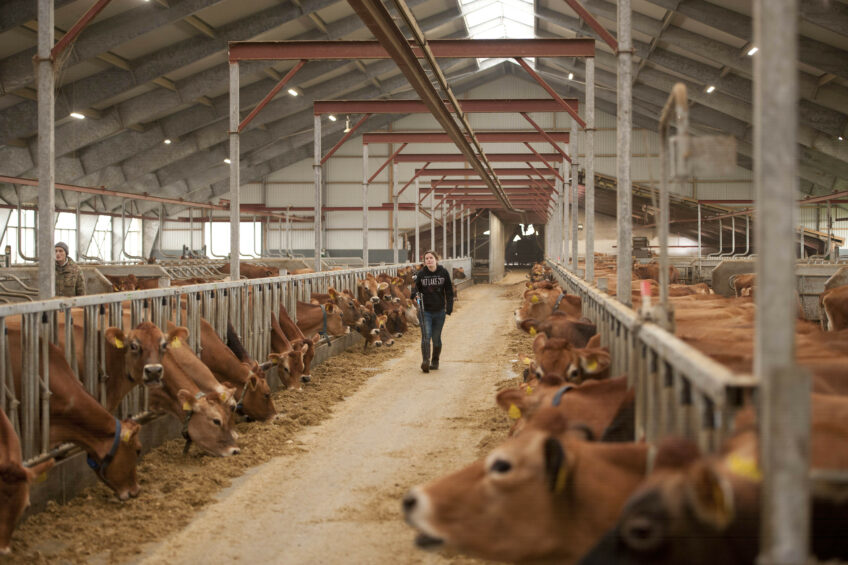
[
  {"x1": 727, "y1": 453, "x2": 762, "y2": 482},
  {"x1": 219, "y1": 392, "x2": 228, "y2": 402},
  {"x1": 585, "y1": 357, "x2": 599, "y2": 372},
  {"x1": 171, "y1": 337, "x2": 182, "y2": 348},
  {"x1": 121, "y1": 428, "x2": 133, "y2": 443},
  {"x1": 530, "y1": 295, "x2": 540, "y2": 304},
  {"x1": 554, "y1": 466, "x2": 568, "y2": 494},
  {"x1": 114, "y1": 338, "x2": 124, "y2": 349},
  {"x1": 508, "y1": 404, "x2": 522, "y2": 420},
  {"x1": 35, "y1": 471, "x2": 48, "y2": 484},
  {"x1": 525, "y1": 386, "x2": 534, "y2": 395},
  {"x1": 528, "y1": 327, "x2": 537, "y2": 336},
  {"x1": 522, "y1": 357, "x2": 532, "y2": 365},
  {"x1": 182, "y1": 401, "x2": 192, "y2": 412}
]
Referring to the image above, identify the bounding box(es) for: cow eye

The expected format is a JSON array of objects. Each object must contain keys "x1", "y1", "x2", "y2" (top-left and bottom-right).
[
  {"x1": 160, "y1": 342, "x2": 168, "y2": 351},
  {"x1": 264, "y1": 393, "x2": 271, "y2": 400},
  {"x1": 130, "y1": 342, "x2": 140, "y2": 352},
  {"x1": 489, "y1": 459, "x2": 512, "y2": 474},
  {"x1": 212, "y1": 418, "x2": 222, "y2": 427}
]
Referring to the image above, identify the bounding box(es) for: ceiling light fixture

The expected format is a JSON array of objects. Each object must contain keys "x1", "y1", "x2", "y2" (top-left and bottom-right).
[
  {"x1": 840, "y1": 136, "x2": 844, "y2": 141},
  {"x1": 328, "y1": 114, "x2": 337, "y2": 122},
  {"x1": 747, "y1": 46, "x2": 759, "y2": 56},
  {"x1": 287, "y1": 88, "x2": 298, "y2": 97},
  {"x1": 344, "y1": 116, "x2": 351, "y2": 133},
  {"x1": 70, "y1": 112, "x2": 85, "y2": 120},
  {"x1": 163, "y1": 138, "x2": 172, "y2": 144},
  {"x1": 568, "y1": 72, "x2": 574, "y2": 80},
  {"x1": 706, "y1": 85, "x2": 716, "y2": 94},
  {"x1": 224, "y1": 158, "x2": 231, "y2": 164}
]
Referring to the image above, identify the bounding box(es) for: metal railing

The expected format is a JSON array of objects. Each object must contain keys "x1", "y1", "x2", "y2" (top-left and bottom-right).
[
  {"x1": 1, "y1": 256, "x2": 471, "y2": 463},
  {"x1": 547, "y1": 259, "x2": 756, "y2": 453}
]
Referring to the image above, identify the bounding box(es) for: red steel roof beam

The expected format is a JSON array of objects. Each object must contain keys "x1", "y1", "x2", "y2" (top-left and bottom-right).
[
  {"x1": 394, "y1": 153, "x2": 564, "y2": 163},
  {"x1": 239, "y1": 60, "x2": 307, "y2": 132},
  {"x1": 414, "y1": 168, "x2": 556, "y2": 177},
  {"x1": 362, "y1": 131, "x2": 569, "y2": 144},
  {"x1": 562, "y1": 0, "x2": 619, "y2": 51},
  {"x1": 525, "y1": 161, "x2": 557, "y2": 192},
  {"x1": 520, "y1": 113, "x2": 572, "y2": 163},
  {"x1": 51, "y1": 0, "x2": 115, "y2": 59},
  {"x1": 523, "y1": 142, "x2": 565, "y2": 182},
  {"x1": 432, "y1": 179, "x2": 555, "y2": 186},
  {"x1": 515, "y1": 57, "x2": 586, "y2": 129},
  {"x1": 320, "y1": 113, "x2": 371, "y2": 164},
  {"x1": 396, "y1": 162, "x2": 431, "y2": 196},
  {"x1": 313, "y1": 98, "x2": 578, "y2": 114},
  {"x1": 367, "y1": 143, "x2": 408, "y2": 184},
  {"x1": 228, "y1": 39, "x2": 596, "y2": 61}
]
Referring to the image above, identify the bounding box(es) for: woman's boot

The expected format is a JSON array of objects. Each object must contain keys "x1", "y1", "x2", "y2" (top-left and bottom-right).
[
  {"x1": 431, "y1": 346, "x2": 441, "y2": 370},
  {"x1": 421, "y1": 343, "x2": 430, "y2": 373}
]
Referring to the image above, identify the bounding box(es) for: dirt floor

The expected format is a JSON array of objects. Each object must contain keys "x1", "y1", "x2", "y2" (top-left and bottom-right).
[{"x1": 4, "y1": 271, "x2": 534, "y2": 565}]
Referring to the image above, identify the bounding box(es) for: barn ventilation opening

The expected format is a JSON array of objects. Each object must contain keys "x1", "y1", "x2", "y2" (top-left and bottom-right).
[{"x1": 506, "y1": 223, "x2": 543, "y2": 267}]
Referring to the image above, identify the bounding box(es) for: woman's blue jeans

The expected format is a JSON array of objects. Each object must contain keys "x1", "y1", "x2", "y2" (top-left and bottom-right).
[{"x1": 421, "y1": 310, "x2": 446, "y2": 348}]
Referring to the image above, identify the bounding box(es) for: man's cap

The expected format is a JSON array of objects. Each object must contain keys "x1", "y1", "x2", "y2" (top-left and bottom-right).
[{"x1": 55, "y1": 242, "x2": 69, "y2": 254}]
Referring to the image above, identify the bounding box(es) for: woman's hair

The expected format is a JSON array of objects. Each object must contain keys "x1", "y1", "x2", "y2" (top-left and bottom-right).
[{"x1": 422, "y1": 250, "x2": 440, "y2": 261}]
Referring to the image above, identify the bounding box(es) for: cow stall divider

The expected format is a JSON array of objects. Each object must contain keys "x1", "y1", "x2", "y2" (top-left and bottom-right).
[
  {"x1": 546, "y1": 260, "x2": 757, "y2": 453},
  {"x1": 0, "y1": 256, "x2": 471, "y2": 464}
]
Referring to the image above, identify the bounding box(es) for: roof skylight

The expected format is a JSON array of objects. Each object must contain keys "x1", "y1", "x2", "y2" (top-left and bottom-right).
[{"x1": 461, "y1": 0, "x2": 536, "y2": 69}]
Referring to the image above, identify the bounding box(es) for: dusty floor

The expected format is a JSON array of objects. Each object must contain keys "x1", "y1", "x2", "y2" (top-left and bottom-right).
[{"x1": 6, "y1": 272, "x2": 532, "y2": 565}]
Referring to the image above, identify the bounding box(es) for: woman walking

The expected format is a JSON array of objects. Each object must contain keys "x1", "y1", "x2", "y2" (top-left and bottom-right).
[{"x1": 412, "y1": 251, "x2": 453, "y2": 373}]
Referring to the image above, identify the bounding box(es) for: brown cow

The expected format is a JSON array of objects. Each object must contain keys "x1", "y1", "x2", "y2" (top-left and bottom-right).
[
  {"x1": 276, "y1": 305, "x2": 317, "y2": 380},
  {"x1": 633, "y1": 261, "x2": 680, "y2": 284},
  {"x1": 402, "y1": 410, "x2": 649, "y2": 563},
  {"x1": 269, "y1": 313, "x2": 310, "y2": 390},
  {"x1": 821, "y1": 284, "x2": 848, "y2": 331},
  {"x1": 453, "y1": 267, "x2": 466, "y2": 279},
  {"x1": 289, "y1": 268, "x2": 315, "y2": 275},
  {"x1": 583, "y1": 395, "x2": 848, "y2": 564},
  {"x1": 199, "y1": 319, "x2": 275, "y2": 421},
  {"x1": 730, "y1": 273, "x2": 756, "y2": 297},
  {"x1": 219, "y1": 262, "x2": 279, "y2": 279},
  {"x1": 355, "y1": 309, "x2": 384, "y2": 351},
  {"x1": 310, "y1": 287, "x2": 366, "y2": 329},
  {"x1": 519, "y1": 311, "x2": 597, "y2": 348},
  {"x1": 514, "y1": 289, "x2": 582, "y2": 328},
  {"x1": 295, "y1": 301, "x2": 349, "y2": 341},
  {"x1": 0, "y1": 408, "x2": 54, "y2": 555},
  {"x1": 357, "y1": 274, "x2": 382, "y2": 304},
  {"x1": 7, "y1": 336, "x2": 142, "y2": 500},
  {"x1": 530, "y1": 333, "x2": 612, "y2": 383},
  {"x1": 151, "y1": 329, "x2": 240, "y2": 457}
]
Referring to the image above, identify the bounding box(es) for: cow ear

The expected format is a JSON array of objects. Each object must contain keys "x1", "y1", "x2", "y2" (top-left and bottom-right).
[
  {"x1": 26, "y1": 457, "x2": 55, "y2": 484},
  {"x1": 299, "y1": 342, "x2": 309, "y2": 355},
  {"x1": 586, "y1": 334, "x2": 602, "y2": 349},
  {"x1": 177, "y1": 389, "x2": 197, "y2": 412},
  {"x1": 495, "y1": 388, "x2": 525, "y2": 411},
  {"x1": 578, "y1": 350, "x2": 610, "y2": 376},
  {"x1": 328, "y1": 288, "x2": 338, "y2": 299},
  {"x1": 120, "y1": 419, "x2": 141, "y2": 444},
  {"x1": 685, "y1": 462, "x2": 736, "y2": 530},
  {"x1": 533, "y1": 332, "x2": 547, "y2": 352},
  {"x1": 104, "y1": 327, "x2": 126, "y2": 349},
  {"x1": 324, "y1": 303, "x2": 336, "y2": 313},
  {"x1": 261, "y1": 358, "x2": 277, "y2": 370},
  {"x1": 168, "y1": 326, "x2": 190, "y2": 345},
  {"x1": 246, "y1": 374, "x2": 259, "y2": 390},
  {"x1": 543, "y1": 437, "x2": 568, "y2": 494},
  {"x1": 311, "y1": 334, "x2": 321, "y2": 344},
  {"x1": 378, "y1": 282, "x2": 389, "y2": 290}
]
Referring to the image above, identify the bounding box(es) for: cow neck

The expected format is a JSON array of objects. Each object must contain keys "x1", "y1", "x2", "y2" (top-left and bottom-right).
[
  {"x1": 104, "y1": 345, "x2": 135, "y2": 410},
  {"x1": 86, "y1": 418, "x2": 123, "y2": 479},
  {"x1": 50, "y1": 386, "x2": 120, "y2": 462},
  {"x1": 201, "y1": 335, "x2": 250, "y2": 385}
]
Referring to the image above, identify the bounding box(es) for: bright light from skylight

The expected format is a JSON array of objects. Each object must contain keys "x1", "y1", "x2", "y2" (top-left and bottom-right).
[{"x1": 461, "y1": 0, "x2": 536, "y2": 69}]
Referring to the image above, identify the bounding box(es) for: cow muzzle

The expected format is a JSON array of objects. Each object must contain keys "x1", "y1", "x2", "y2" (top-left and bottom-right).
[
  {"x1": 301, "y1": 375, "x2": 311, "y2": 383},
  {"x1": 142, "y1": 364, "x2": 164, "y2": 385},
  {"x1": 370, "y1": 296, "x2": 380, "y2": 303},
  {"x1": 402, "y1": 489, "x2": 445, "y2": 549}
]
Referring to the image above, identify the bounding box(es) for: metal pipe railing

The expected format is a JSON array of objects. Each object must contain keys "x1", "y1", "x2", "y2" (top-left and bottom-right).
[
  {"x1": 207, "y1": 210, "x2": 228, "y2": 259},
  {"x1": 120, "y1": 202, "x2": 145, "y2": 261},
  {"x1": 1, "y1": 256, "x2": 472, "y2": 462},
  {"x1": 17, "y1": 200, "x2": 38, "y2": 262},
  {"x1": 157, "y1": 204, "x2": 180, "y2": 259}
]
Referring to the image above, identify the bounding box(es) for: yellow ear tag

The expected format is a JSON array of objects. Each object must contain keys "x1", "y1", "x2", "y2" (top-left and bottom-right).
[
  {"x1": 529, "y1": 327, "x2": 537, "y2": 337},
  {"x1": 182, "y1": 401, "x2": 192, "y2": 412},
  {"x1": 525, "y1": 386, "x2": 534, "y2": 395},
  {"x1": 530, "y1": 295, "x2": 540, "y2": 304},
  {"x1": 508, "y1": 404, "x2": 522, "y2": 420},
  {"x1": 522, "y1": 357, "x2": 532, "y2": 365},
  {"x1": 35, "y1": 472, "x2": 48, "y2": 484},
  {"x1": 554, "y1": 465, "x2": 568, "y2": 494},
  {"x1": 171, "y1": 337, "x2": 182, "y2": 348},
  {"x1": 121, "y1": 428, "x2": 133, "y2": 443},
  {"x1": 114, "y1": 338, "x2": 124, "y2": 349},
  {"x1": 219, "y1": 392, "x2": 228, "y2": 402},
  {"x1": 585, "y1": 358, "x2": 599, "y2": 372},
  {"x1": 727, "y1": 453, "x2": 763, "y2": 482}
]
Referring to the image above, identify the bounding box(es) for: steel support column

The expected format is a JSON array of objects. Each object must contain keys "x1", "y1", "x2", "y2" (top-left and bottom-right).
[
  {"x1": 415, "y1": 177, "x2": 420, "y2": 261},
  {"x1": 585, "y1": 56, "x2": 595, "y2": 284},
  {"x1": 616, "y1": 0, "x2": 633, "y2": 306},
  {"x1": 313, "y1": 115, "x2": 322, "y2": 271},
  {"x1": 37, "y1": 0, "x2": 54, "y2": 299},
  {"x1": 754, "y1": 0, "x2": 808, "y2": 562},
  {"x1": 362, "y1": 143, "x2": 369, "y2": 266},
  {"x1": 570, "y1": 117, "x2": 579, "y2": 272},
  {"x1": 228, "y1": 62, "x2": 240, "y2": 282},
  {"x1": 442, "y1": 198, "x2": 447, "y2": 259},
  {"x1": 467, "y1": 209, "x2": 471, "y2": 260},
  {"x1": 393, "y1": 161, "x2": 399, "y2": 264},
  {"x1": 452, "y1": 200, "x2": 456, "y2": 258},
  {"x1": 460, "y1": 204, "x2": 464, "y2": 256},
  {"x1": 563, "y1": 158, "x2": 570, "y2": 266},
  {"x1": 430, "y1": 190, "x2": 435, "y2": 253}
]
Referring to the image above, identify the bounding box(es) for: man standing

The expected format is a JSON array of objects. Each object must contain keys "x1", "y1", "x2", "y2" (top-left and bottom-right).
[{"x1": 54, "y1": 242, "x2": 85, "y2": 297}]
